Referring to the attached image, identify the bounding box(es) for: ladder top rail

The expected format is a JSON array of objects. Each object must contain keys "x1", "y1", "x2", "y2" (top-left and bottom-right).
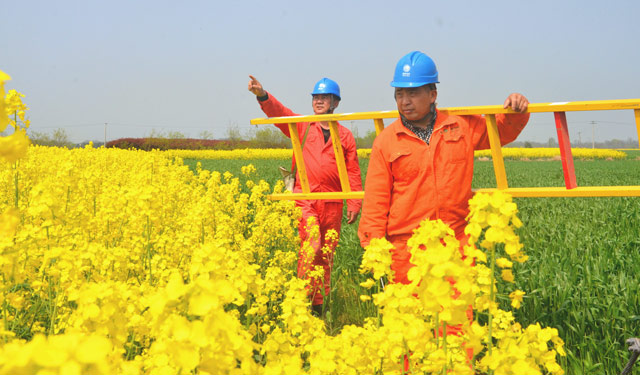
[{"x1": 250, "y1": 99, "x2": 640, "y2": 125}]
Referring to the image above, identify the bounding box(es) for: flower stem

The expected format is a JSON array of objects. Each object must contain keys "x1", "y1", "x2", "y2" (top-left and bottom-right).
[
  {"x1": 442, "y1": 321, "x2": 448, "y2": 375},
  {"x1": 13, "y1": 162, "x2": 19, "y2": 208},
  {"x1": 488, "y1": 245, "x2": 496, "y2": 372}
]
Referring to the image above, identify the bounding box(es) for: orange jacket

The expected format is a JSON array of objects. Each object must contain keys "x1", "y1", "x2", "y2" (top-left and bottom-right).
[
  {"x1": 258, "y1": 93, "x2": 363, "y2": 212},
  {"x1": 358, "y1": 109, "x2": 529, "y2": 247}
]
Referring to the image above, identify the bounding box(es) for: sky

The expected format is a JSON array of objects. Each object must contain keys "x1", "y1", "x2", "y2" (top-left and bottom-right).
[{"x1": 1, "y1": 0, "x2": 639, "y2": 144}]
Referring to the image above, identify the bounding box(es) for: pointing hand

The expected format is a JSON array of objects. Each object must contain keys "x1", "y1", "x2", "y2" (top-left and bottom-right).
[{"x1": 248, "y1": 75, "x2": 266, "y2": 97}]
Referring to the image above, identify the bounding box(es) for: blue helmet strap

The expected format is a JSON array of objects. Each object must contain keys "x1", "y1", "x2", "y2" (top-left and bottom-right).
[{"x1": 328, "y1": 96, "x2": 338, "y2": 113}]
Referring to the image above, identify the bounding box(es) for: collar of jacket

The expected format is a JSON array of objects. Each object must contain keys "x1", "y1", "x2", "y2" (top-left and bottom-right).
[{"x1": 392, "y1": 108, "x2": 457, "y2": 136}]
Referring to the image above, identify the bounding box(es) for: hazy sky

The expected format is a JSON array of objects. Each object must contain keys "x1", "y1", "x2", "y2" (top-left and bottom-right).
[{"x1": 2, "y1": 0, "x2": 639, "y2": 144}]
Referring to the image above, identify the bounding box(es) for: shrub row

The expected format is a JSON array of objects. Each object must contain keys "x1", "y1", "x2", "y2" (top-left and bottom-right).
[{"x1": 106, "y1": 138, "x2": 253, "y2": 150}]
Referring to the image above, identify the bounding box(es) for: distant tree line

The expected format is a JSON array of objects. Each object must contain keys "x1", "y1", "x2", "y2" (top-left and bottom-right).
[
  {"x1": 106, "y1": 138, "x2": 251, "y2": 150},
  {"x1": 106, "y1": 127, "x2": 290, "y2": 150},
  {"x1": 509, "y1": 137, "x2": 639, "y2": 149},
  {"x1": 27, "y1": 128, "x2": 75, "y2": 148}
]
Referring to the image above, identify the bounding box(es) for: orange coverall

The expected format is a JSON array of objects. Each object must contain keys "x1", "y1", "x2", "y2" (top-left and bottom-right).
[
  {"x1": 258, "y1": 93, "x2": 363, "y2": 306},
  {"x1": 358, "y1": 109, "x2": 529, "y2": 284}
]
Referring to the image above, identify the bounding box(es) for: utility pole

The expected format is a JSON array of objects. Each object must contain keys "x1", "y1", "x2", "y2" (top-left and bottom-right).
[
  {"x1": 578, "y1": 131, "x2": 582, "y2": 147},
  {"x1": 590, "y1": 121, "x2": 596, "y2": 149},
  {"x1": 104, "y1": 122, "x2": 107, "y2": 147}
]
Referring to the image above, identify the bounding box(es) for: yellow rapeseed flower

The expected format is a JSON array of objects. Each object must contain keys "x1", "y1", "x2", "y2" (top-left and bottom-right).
[
  {"x1": 360, "y1": 237, "x2": 394, "y2": 280},
  {"x1": 509, "y1": 289, "x2": 526, "y2": 309}
]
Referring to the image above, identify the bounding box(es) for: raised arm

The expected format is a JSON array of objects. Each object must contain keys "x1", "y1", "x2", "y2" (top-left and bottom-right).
[{"x1": 248, "y1": 74, "x2": 300, "y2": 137}]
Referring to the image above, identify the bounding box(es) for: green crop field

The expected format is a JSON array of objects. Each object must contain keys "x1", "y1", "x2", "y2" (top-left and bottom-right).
[{"x1": 184, "y1": 151, "x2": 640, "y2": 374}]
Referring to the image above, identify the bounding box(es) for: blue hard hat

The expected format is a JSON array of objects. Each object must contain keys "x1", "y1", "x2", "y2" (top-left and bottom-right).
[
  {"x1": 311, "y1": 77, "x2": 341, "y2": 100},
  {"x1": 391, "y1": 51, "x2": 439, "y2": 87}
]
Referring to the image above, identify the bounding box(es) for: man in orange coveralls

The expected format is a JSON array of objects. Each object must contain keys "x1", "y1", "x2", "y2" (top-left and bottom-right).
[
  {"x1": 248, "y1": 75, "x2": 362, "y2": 316},
  {"x1": 358, "y1": 51, "x2": 530, "y2": 286}
]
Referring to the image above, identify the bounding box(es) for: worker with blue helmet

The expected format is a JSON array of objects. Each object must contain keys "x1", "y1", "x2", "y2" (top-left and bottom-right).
[
  {"x1": 248, "y1": 74, "x2": 362, "y2": 318},
  {"x1": 359, "y1": 50, "x2": 531, "y2": 363}
]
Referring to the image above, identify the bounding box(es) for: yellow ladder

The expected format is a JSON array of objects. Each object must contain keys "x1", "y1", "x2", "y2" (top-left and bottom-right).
[{"x1": 250, "y1": 99, "x2": 640, "y2": 200}]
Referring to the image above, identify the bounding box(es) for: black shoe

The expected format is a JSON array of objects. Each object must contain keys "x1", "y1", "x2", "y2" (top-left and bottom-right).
[{"x1": 311, "y1": 304, "x2": 323, "y2": 317}]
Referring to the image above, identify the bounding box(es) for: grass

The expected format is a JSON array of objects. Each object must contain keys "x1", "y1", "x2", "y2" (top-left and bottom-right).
[{"x1": 183, "y1": 151, "x2": 640, "y2": 374}]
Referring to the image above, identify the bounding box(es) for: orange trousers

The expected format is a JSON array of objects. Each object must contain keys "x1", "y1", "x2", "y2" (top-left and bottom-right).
[
  {"x1": 297, "y1": 200, "x2": 343, "y2": 306},
  {"x1": 388, "y1": 232, "x2": 475, "y2": 369}
]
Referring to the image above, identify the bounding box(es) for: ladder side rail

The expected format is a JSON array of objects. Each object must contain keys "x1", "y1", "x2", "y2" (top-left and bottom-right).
[
  {"x1": 250, "y1": 99, "x2": 640, "y2": 125},
  {"x1": 443, "y1": 99, "x2": 640, "y2": 115},
  {"x1": 270, "y1": 191, "x2": 364, "y2": 200},
  {"x1": 268, "y1": 186, "x2": 640, "y2": 200},
  {"x1": 475, "y1": 186, "x2": 640, "y2": 197}
]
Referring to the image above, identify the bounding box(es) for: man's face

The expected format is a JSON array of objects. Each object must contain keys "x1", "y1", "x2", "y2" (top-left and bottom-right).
[
  {"x1": 394, "y1": 86, "x2": 437, "y2": 122},
  {"x1": 312, "y1": 94, "x2": 337, "y2": 115}
]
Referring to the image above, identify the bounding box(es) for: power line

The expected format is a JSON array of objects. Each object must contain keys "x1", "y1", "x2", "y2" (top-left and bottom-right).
[{"x1": 29, "y1": 123, "x2": 105, "y2": 129}]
